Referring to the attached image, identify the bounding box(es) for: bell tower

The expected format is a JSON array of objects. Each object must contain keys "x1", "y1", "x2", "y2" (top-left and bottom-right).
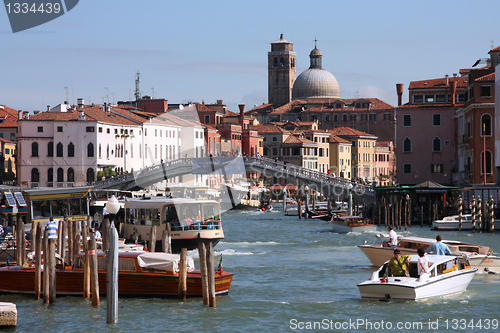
[{"x1": 268, "y1": 34, "x2": 296, "y2": 105}]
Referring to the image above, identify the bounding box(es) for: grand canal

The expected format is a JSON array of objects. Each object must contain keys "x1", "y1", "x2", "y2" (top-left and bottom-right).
[{"x1": 2, "y1": 206, "x2": 499, "y2": 332}]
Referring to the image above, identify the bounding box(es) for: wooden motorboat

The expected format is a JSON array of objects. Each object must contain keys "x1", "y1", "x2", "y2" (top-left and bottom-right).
[
  {"x1": 0, "y1": 252, "x2": 233, "y2": 297},
  {"x1": 358, "y1": 254, "x2": 477, "y2": 301},
  {"x1": 331, "y1": 215, "x2": 377, "y2": 233},
  {"x1": 358, "y1": 235, "x2": 500, "y2": 273}
]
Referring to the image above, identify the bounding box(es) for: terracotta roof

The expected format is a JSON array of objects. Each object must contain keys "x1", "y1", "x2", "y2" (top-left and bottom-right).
[
  {"x1": 459, "y1": 69, "x2": 471, "y2": 75},
  {"x1": 327, "y1": 126, "x2": 376, "y2": 138},
  {"x1": 244, "y1": 103, "x2": 274, "y2": 115},
  {"x1": 250, "y1": 123, "x2": 289, "y2": 134},
  {"x1": 25, "y1": 105, "x2": 138, "y2": 126},
  {"x1": 271, "y1": 100, "x2": 307, "y2": 114},
  {"x1": 304, "y1": 98, "x2": 394, "y2": 111},
  {"x1": 490, "y1": 46, "x2": 500, "y2": 52},
  {"x1": 282, "y1": 135, "x2": 315, "y2": 145},
  {"x1": 397, "y1": 103, "x2": 464, "y2": 109},
  {"x1": 328, "y1": 134, "x2": 350, "y2": 144},
  {"x1": 0, "y1": 105, "x2": 20, "y2": 128},
  {"x1": 409, "y1": 76, "x2": 467, "y2": 89},
  {"x1": 0, "y1": 137, "x2": 14, "y2": 144},
  {"x1": 376, "y1": 141, "x2": 393, "y2": 147},
  {"x1": 475, "y1": 73, "x2": 495, "y2": 82},
  {"x1": 193, "y1": 103, "x2": 220, "y2": 113}
]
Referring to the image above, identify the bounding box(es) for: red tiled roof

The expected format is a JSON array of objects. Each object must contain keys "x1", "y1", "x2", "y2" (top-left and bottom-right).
[
  {"x1": 397, "y1": 103, "x2": 464, "y2": 109},
  {"x1": 409, "y1": 76, "x2": 467, "y2": 89},
  {"x1": 490, "y1": 46, "x2": 500, "y2": 52},
  {"x1": 0, "y1": 137, "x2": 14, "y2": 144},
  {"x1": 282, "y1": 135, "x2": 315, "y2": 145},
  {"x1": 328, "y1": 134, "x2": 350, "y2": 144},
  {"x1": 193, "y1": 103, "x2": 219, "y2": 113},
  {"x1": 250, "y1": 123, "x2": 289, "y2": 134},
  {"x1": 271, "y1": 100, "x2": 307, "y2": 114},
  {"x1": 0, "y1": 105, "x2": 20, "y2": 128},
  {"x1": 476, "y1": 73, "x2": 495, "y2": 82},
  {"x1": 327, "y1": 126, "x2": 376, "y2": 138},
  {"x1": 376, "y1": 141, "x2": 393, "y2": 147}
]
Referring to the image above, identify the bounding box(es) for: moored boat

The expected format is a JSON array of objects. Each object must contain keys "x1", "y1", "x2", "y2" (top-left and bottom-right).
[
  {"x1": 331, "y1": 215, "x2": 377, "y2": 233},
  {"x1": 357, "y1": 254, "x2": 477, "y2": 301},
  {"x1": 0, "y1": 251, "x2": 233, "y2": 297},
  {"x1": 432, "y1": 214, "x2": 500, "y2": 230},
  {"x1": 358, "y1": 234, "x2": 500, "y2": 273}
]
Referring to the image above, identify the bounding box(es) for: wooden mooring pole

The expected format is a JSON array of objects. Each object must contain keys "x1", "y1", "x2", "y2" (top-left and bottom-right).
[
  {"x1": 198, "y1": 241, "x2": 209, "y2": 305},
  {"x1": 89, "y1": 233, "x2": 100, "y2": 306},
  {"x1": 43, "y1": 227, "x2": 49, "y2": 304},
  {"x1": 206, "y1": 241, "x2": 216, "y2": 307},
  {"x1": 34, "y1": 222, "x2": 42, "y2": 299},
  {"x1": 178, "y1": 248, "x2": 187, "y2": 301}
]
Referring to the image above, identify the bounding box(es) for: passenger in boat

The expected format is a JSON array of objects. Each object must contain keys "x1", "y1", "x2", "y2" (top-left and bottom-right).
[
  {"x1": 425, "y1": 235, "x2": 451, "y2": 255},
  {"x1": 388, "y1": 249, "x2": 410, "y2": 277},
  {"x1": 417, "y1": 248, "x2": 430, "y2": 276},
  {"x1": 382, "y1": 226, "x2": 397, "y2": 248}
]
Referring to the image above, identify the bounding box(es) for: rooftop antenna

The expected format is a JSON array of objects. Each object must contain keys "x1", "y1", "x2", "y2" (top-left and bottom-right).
[
  {"x1": 151, "y1": 87, "x2": 155, "y2": 99},
  {"x1": 135, "y1": 71, "x2": 141, "y2": 100},
  {"x1": 105, "y1": 87, "x2": 109, "y2": 103}
]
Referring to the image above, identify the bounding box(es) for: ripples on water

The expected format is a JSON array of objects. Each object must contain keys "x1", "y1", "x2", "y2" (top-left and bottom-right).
[{"x1": 3, "y1": 206, "x2": 500, "y2": 332}]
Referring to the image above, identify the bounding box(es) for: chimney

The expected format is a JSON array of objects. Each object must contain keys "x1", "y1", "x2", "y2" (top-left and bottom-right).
[
  {"x1": 449, "y1": 80, "x2": 457, "y2": 106},
  {"x1": 77, "y1": 98, "x2": 84, "y2": 108},
  {"x1": 104, "y1": 102, "x2": 107, "y2": 112},
  {"x1": 238, "y1": 104, "x2": 245, "y2": 128},
  {"x1": 453, "y1": 73, "x2": 457, "y2": 78},
  {"x1": 22, "y1": 111, "x2": 29, "y2": 119},
  {"x1": 47, "y1": 105, "x2": 50, "y2": 112},
  {"x1": 217, "y1": 99, "x2": 223, "y2": 105},
  {"x1": 445, "y1": 74, "x2": 449, "y2": 86},
  {"x1": 33, "y1": 111, "x2": 40, "y2": 115},
  {"x1": 396, "y1": 83, "x2": 404, "y2": 106}
]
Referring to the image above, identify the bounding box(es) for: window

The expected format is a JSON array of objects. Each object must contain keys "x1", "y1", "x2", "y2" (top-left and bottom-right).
[
  {"x1": 433, "y1": 114, "x2": 441, "y2": 126},
  {"x1": 480, "y1": 85, "x2": 491, "y2": 97},
  {"x1": 436, "y1": 95, "x2": 445, "y2": 103},
  {"x1": 47, "y1": 142, "x2": 53, "y2": 157},
  {"x1": 88, "y1": 143, "x2": 94, "y2": 157},
  {"x1": 432, "y1": 137, "x2": 441, "y2": 152},
  {"x1": 67, "y1": 168, "x2": 75, "y2": 182},
  {"x1": 107, "y1": 128, "x2": 110, "y2": 134},
  {"x1": 31, "y1": 142, "x2": 39, "y2": 157},
  {"x1": 369, "y1": 114, "x2": 376, "y2": 121},
  {"x1": 481, "y1": 114, "x2": 492, "y2": 136},
  {"x1": 342, "y1": 114, "x2": 348, "y2": 122},
  {"x1": 403, "y1": 114, "x2": 411, "y2": 127},
  {"x1": 273, "y1": 58, "x2": 278, "y2": 67},
  {"x1": 98, "y1": 127, "x2": 103, "y2": 133},
  {"x1": 431, "y1": 164, "x2": 443, "y2": 173},
  {"x1": 425, "y1": 95, "x2": 434, "y2": 103},
  {"x1": 272, "y1": 137, "x2": 278, "y2": 142},
  {"x1": 403, "y1": 164, "x2": 412, "y2": 174},
  {"x1": 86, "y1": 127, "x2": 95, "y2": 132},
  {"x1": 86, "y1": 168, "x2": 95, "y2": 183},
  {"x1": 325, "y1": 115, "x2": 330, "y2": 122},
  {"x1": 47, "y1": 168, "x2": 53, "y2": 182},
  {"x1": 413, "y1": 95, "x2": 423, "y2": 104},
  {"x1": 31, "y1": 168, "x2": 40, "y2": 182},
  {"x1": 204, "y1": 115, "x2": 210, "y2": 124},
  {"x1": 57, "y1": 168, "x2": 64, "y2": 182},
  {"x1": 68, "y1": 142, "x2": 75, "y2": 157},
  {"x1": 481, "y1": 151, "x2": 492, "y2": 174},
  {"x1": 57, "y1": 143, "x2": 63, "y2": 157},
  {"x1": 37, "y1": 126, "x2": 43, "y2": 132},
  {"x1": 403, "y1": 137, "x2": 411, "y2": 152},
  {"x1": 57, "y1": 126, "x2": 63, "y2": 132},
  {"x1": 272, "y1": 148, "x2": 278, "y2": 155}
]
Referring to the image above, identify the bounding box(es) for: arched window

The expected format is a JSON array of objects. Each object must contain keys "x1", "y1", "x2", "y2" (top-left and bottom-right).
[
  {"x1": 31, "y1": 168, "x2": 40, "y2": 183},
  {"x1": 57, "y1": 168, "x2": 64, "y2": 182},
  {"x1": 86, "y1": 168, "x2": 95, "y2": 183},
  {"x1": 106, "y1": 144, "x2": 110, "y2": 159},
  {"x1": 403, "y1": 137, "x2": 411, "y2": 152},
  {"x1": 481, "y1": 150, "x2": 492, "y2": 174},
  {"x1": 32, "y1": 142, "x2": 39, "y2": 157},
  {"x1": 47, "y1": 142, "x2": 54, "y2": 157},
  {"x1": 88, "y1": 143, "x2": 94, "y2": 157},
  {"x1": 56, "y1": 142, "x2": 63, "y2": 157},
  {"x1": 98, "y1": 144, "x2": 101, "y2": 158},
  {"x1": 280, "y1": 57, "x2": 284, "y2": 66},
  {"x1": 432, "y1": 137, "x2": 441, "y2": 152},
  {"x1": 47, "y1": 168, "x2": 53, "y2": 182},
  {"x1": 273, "y1": 58, "x2": 278, "y2": 67},
  {"x1": 68, "y1": 142, "x2": 75, "y2": 157},
  {"x1": 67, "y1": 168, "x2": 75, "y2": 182},
  {"x1": 481, "y1": 114, "x2": 492, "y2": 136}
]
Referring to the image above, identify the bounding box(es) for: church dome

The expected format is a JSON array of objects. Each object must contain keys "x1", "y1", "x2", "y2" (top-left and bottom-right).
[{"x1": 292, "y1": 46, "x2": 340, "y2": 100}]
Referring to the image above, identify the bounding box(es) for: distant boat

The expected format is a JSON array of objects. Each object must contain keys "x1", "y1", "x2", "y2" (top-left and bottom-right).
[
  {"x1": 432, "y1": 214, "x2": 500, "y2": 230},
  {"x1": 358, "y1": 254, "x2": 477, "y2": 301},
  {"x1": 331, "y1": 215, "x2": 377, "y2": 233},
  {"x1": 0, "y1": 251, "x2": 233, "y2": 297}
]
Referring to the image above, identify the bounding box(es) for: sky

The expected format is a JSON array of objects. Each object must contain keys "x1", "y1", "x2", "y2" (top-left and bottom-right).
[{"x1": 1, "y1": 0, "x2": 499, "y2": 113}]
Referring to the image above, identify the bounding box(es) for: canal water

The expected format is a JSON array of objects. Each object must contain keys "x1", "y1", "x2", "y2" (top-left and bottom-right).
[{"x1": 2, "y1": 206, "x2": 499, "y2": 332}]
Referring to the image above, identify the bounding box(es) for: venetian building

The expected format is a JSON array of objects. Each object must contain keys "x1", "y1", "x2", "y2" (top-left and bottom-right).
[
  {"x1": 292, "y1": 42, "x2": 340, "y2": 100},
  {"x1": 268, "y1": 34, "x2": 296, "y2": 106}
]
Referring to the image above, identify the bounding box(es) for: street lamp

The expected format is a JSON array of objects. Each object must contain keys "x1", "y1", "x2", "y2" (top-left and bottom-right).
[{"x1": 106, "y1": 195, "x2": 121, "y2": 217}]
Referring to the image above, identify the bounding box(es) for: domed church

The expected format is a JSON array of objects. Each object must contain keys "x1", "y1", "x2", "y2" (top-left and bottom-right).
[{"x1": 268, "y1": 35, "x2": 340, "y2": 105}]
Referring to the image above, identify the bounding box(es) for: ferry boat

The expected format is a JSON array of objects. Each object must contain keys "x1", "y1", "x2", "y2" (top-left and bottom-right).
[
  {"x1": 123, "y1": 197, "x2": 224, "y2": 253},
  {"x1": 358, "y1": 235, "x2": 500, "y2": 273},
  {"x1": 358, "y1": 254, "x2": 477, "y2": 301},
  {"x1": 0, "y1": 251, "x2": 233, "y2": 297},
  {"x1": 331, "y1": 215, "x2": 377, "y2": 233}
]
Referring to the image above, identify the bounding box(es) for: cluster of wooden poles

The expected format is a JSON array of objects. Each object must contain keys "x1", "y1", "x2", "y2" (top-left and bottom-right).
[{"x1": 463, "y1": 195, "x2": 496, "y2": 232}]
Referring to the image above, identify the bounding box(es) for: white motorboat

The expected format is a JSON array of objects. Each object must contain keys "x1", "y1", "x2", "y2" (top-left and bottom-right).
[
  {"x1": 358, "y1": 235, "x2": 500, "y2": 273},
  {"x1": 357, "y1": 254, "x2": 477, "y2": 301},
  {"x1": 331, "y1": 215, "x2": 377, "y2": 234},
  {"x1": 432, "y1": 214, "x2": 500, "y2": 230}
]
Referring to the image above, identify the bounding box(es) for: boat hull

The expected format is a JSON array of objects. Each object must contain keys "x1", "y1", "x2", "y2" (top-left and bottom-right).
[
  {"x1": 357, "y1": 245, "x2": 416, "y2": 267},
  {"x1": 358, "y1": 270, "x2": 476, "y2": 300},
  {"x1": 332, "y1": 223, "x2": 377, "y2": 234},
  {"x1": 0, "y1": 266, "x2": 233, "y2": 297}
]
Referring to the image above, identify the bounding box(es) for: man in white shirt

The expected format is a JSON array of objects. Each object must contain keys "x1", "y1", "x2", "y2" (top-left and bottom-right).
[{"x1": 383, "y1": 226, "x2": 398, "y2": 248}]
